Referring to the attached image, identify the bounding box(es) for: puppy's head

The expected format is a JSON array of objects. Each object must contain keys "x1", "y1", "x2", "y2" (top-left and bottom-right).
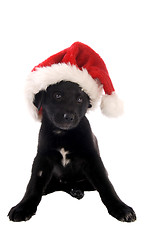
[{"x1": 33, "y1": 81, "x2": 92, "y2": 130}]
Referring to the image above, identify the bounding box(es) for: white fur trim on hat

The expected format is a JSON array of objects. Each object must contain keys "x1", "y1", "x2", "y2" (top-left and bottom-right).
[
  {"x1": 101, "y1": 92, "x2": 124, "y2": 117},
  {"x1": 25, "y1": 63, "x2": 103, "y2": 120}
]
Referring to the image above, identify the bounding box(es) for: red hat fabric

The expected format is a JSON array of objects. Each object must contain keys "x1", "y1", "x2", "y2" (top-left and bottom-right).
[{"x1": 25, "y1": 42, "x2": 123, "y2": 120}]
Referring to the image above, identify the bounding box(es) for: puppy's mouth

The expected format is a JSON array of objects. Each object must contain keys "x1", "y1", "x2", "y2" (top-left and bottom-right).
[
  {"x1": 54, "y1": 122, "x2": 79, "y2": 130},
  {"x1": 52, "y1": 114, "x2": 79, "y2": 130}
]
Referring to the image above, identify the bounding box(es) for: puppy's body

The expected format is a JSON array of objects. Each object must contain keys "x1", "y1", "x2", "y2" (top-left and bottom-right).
[
  {"x1": 8, "y1": 81, "x2": 136, "y2": 222},
  {"x1": 37, "y1": 116, "x2": 97, "y2": 196}
]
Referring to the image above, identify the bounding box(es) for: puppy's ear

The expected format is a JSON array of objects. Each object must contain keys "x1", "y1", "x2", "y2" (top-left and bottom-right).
[
  {"x1": 88, "y1": 103, "x2": 92, "y2": 108},
  {"x1": 33, "y1": 91, "x2": 45, "y2": 111}
]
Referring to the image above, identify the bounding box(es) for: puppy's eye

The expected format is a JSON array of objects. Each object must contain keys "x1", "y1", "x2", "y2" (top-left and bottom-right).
[
  {"x1": 54, "y1": 93, "x2": 62, "y2": 100},
  {"x1": 77, "y1": 97, "x2": 83, "y2": 103}
]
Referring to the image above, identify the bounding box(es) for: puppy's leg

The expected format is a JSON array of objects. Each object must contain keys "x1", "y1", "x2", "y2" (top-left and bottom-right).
[
  {"x1": 8, "y1": 153, "x2": 54, "y2": 222},
  {"x1": 83, "y1": 154, "x2": 136, "y2": 222}
]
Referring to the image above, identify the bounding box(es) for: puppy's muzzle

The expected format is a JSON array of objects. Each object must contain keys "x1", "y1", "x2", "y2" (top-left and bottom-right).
[{"x1": 54, "y1": 112, "x2": 78, "y2": 130}]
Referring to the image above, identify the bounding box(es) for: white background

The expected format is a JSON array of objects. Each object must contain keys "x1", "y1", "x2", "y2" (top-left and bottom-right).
[{"x1": 0, "y1": 0, "x2": 161, "y2": 239}]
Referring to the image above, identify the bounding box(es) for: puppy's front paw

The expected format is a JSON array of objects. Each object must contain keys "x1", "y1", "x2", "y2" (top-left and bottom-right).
[
  {"x1": 8, "y1": 202, "x2": 36, "y2": 222},
  {"x1": 108, "y1": 202, "x2": 136, "y2": 222}
]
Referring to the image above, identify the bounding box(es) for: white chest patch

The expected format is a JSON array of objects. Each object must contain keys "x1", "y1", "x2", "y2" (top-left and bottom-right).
[{"x1": 59, "y1": 148, "x2": 70, "y2": 167}]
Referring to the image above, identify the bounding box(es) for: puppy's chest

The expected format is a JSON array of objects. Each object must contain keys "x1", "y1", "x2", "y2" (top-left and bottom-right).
[
  {"x1": 58, "y1": 148, "x2": 71, "y2": 167},
  {"x1": 53, "y1": 147, "x2": 84, "y2": 180}
]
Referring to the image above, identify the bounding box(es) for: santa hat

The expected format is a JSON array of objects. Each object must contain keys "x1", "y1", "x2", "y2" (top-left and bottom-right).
[{"x1": 25, "y1": 42, "x2": 123, "y2": 121}]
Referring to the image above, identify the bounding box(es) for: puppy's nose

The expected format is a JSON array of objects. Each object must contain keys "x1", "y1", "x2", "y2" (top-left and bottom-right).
[{"x1": 63, "y1": 113, "x2": 75, "y2": 122}]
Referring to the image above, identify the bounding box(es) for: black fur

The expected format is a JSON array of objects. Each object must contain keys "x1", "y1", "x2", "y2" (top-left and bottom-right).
[{"x1": 8, "y1": 81, "x2": 136, "y2": 222}]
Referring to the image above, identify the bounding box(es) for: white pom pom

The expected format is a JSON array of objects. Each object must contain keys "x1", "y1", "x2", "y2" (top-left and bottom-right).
[{"x1": 100, "y1": 92, "x2": 124, "y2": 117}]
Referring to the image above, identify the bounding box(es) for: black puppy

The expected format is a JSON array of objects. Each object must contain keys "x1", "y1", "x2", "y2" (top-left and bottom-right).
[{"x1": 8, "y1": 81, "x2": 136, "y2": 222}]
